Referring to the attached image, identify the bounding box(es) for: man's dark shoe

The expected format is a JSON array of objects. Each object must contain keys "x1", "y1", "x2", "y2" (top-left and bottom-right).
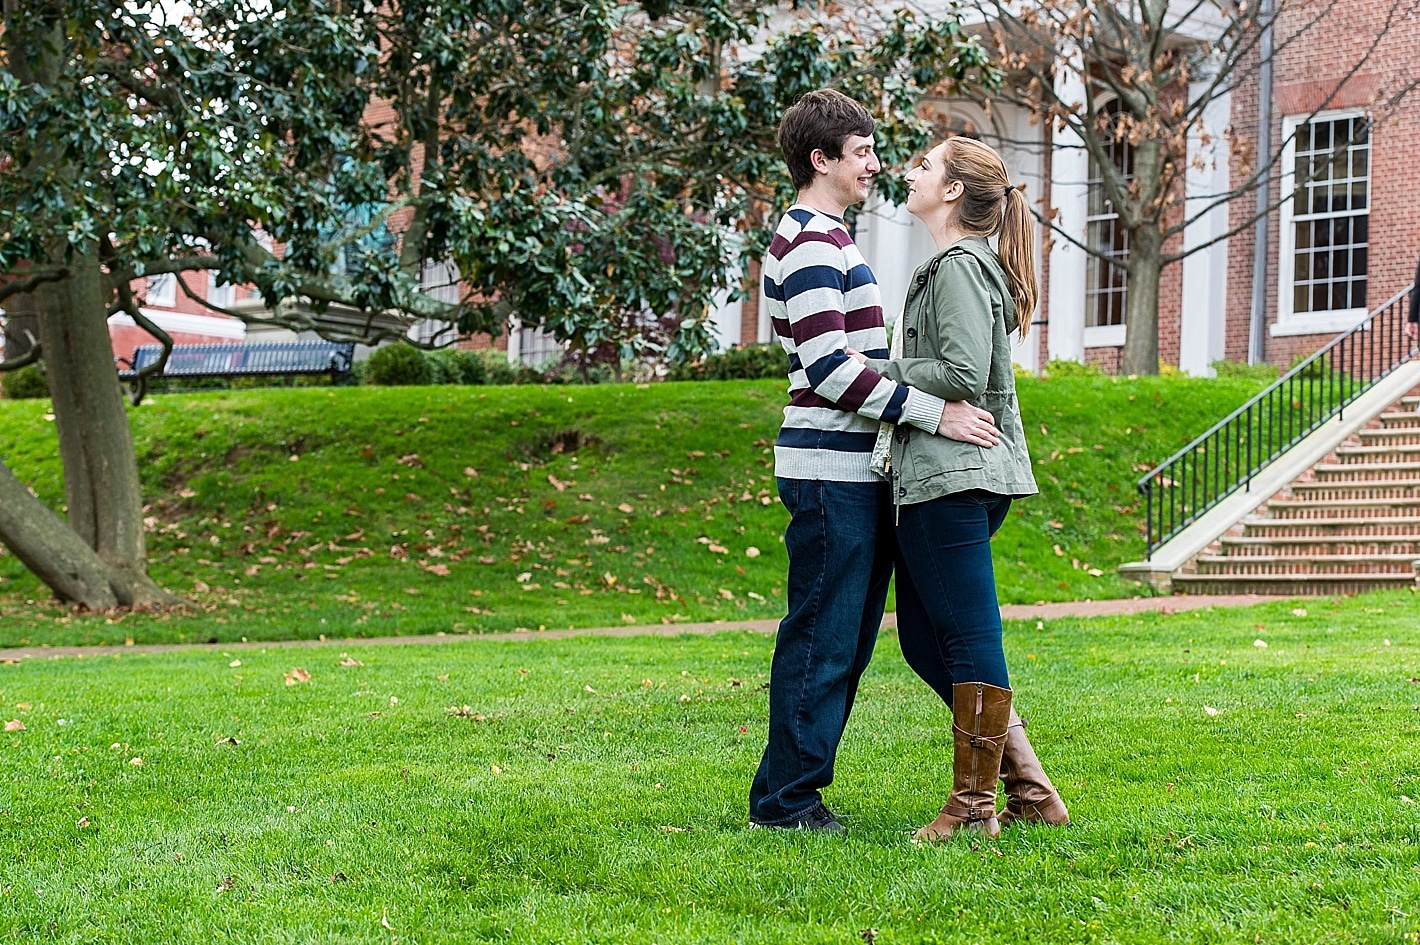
[{"x1": 751, "y1": 804, "x2": 844, "y2": 832}]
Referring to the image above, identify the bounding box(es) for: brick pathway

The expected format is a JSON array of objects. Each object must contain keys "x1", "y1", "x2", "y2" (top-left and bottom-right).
[{"x1": 0, "y1": 594, "x2": 1280, "y2": 662}]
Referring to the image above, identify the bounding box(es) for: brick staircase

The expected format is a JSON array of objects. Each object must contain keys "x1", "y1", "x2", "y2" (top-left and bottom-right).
[{"x1": 1172, "y1": 391, "x2": 1420, "y2": 595}]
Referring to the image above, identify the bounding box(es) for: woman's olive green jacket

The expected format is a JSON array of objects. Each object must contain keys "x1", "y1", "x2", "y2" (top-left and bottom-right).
[{"x1": 866, "y1": 237, "x2": 1038, "y2": 507}]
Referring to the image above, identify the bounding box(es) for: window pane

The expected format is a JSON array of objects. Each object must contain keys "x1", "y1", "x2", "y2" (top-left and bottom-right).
[
  {"x1": 1354, "y1": 279, "x2": 1367, "y2": 308},
  {"x1": 1295, "y1": 285, "x2": 1310, "y2": 314}
]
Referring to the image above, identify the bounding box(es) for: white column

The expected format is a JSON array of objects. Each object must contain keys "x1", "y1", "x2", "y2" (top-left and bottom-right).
[
  {"x1": 1047, "y1": 58, "x2": 1089, "y2": 364},
  {"x1": 854, "y1": 194, "x2": 920, "y2": 332},
  {"x1": 1179, "y1": 88, "x2": 1232, "y2": 376}
]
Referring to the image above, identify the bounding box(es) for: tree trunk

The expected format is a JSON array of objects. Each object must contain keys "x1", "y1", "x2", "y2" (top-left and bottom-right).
[
  {"x1": 0, "y1": 459, "x2": 121, "y2": 608},
  {"x1": 25, "y1": 247, "x2": 181, "y2": 608},
  {"x1": 1119, "y1": 224, "x2": 1164, "y2": 376}
]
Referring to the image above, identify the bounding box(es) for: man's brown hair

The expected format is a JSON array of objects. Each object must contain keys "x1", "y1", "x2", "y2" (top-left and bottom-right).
[{"x1": 777, "y1": 89, "x2": 875, "y2": 192}]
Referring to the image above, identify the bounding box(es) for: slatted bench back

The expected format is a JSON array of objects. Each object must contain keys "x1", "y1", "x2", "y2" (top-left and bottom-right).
[{"x1": 118, "y1": 342, "x2": 355, "y2": 379}]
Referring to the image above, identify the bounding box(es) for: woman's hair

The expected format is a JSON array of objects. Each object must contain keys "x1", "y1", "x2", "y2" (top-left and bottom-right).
[{"x1": 938, "y1": 137, "x2": 1038, "y2": 335}]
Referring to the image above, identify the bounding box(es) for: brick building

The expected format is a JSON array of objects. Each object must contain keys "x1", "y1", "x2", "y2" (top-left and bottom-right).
[
  {"x1": 721, "y1": 0, "x2": 1419, "y2": 377},
  {"x1": 44, "y1": 1, "x2": 1414, "y2": 373}
]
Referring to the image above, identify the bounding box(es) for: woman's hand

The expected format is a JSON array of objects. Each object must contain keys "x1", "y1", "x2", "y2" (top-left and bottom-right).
[{"x1": 844, "y1": 347, "x2": 868, "y2": 365}]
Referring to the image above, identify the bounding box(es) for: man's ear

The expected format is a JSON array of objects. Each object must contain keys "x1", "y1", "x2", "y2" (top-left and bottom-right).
[{"x1": 809, "y1": 148, "x2": 833, "y2": 176}]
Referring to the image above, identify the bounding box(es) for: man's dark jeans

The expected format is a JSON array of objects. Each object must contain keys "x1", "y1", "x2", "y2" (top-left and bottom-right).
[{"x1": 749, "y1": 477, "x2": 895, "y2": 826}]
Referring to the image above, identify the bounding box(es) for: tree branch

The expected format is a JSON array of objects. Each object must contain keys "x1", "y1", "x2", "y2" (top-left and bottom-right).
[{"x1": 0, "y1": 268, "x2": 69, "y2": 303}]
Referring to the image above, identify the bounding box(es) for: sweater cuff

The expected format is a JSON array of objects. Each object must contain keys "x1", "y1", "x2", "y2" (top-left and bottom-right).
[{"x1": 901, "y1": 387, "x2": 946, "y2": 434}]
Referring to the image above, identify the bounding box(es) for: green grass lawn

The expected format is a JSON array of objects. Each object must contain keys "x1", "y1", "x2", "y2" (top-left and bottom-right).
[
  {"x1": 1, "y1": 594, "x2": 1418, "y2": 943},
  {"x1": 0, "y1": 375, "x2": 1267, "y2": 647}
]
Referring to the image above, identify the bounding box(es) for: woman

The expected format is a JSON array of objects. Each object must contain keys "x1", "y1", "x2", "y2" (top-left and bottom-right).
[{"x1": 854, "y1": 136, "x2": 1069, "y2": 840}]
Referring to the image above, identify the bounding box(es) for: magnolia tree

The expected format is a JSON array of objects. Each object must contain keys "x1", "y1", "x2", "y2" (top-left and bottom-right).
[
  {"x1": 0, "y1": 0, "x2": 994, "y2": 609},
  {"x1": 954, "y1": 0, "x2": 1417, "y2": 374}
]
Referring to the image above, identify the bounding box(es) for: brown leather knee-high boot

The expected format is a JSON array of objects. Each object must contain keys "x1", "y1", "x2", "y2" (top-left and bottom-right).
[
  {"x1": 997, "y1": 710, "x2": 1070, "y2": 828},
  {"x1": 915, "y1": 682, "x2": 1011, "y2": 842}
]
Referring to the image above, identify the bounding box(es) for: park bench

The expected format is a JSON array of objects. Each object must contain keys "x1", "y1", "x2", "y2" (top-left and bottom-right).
[{"x1": 116, "y1": 340, "x2": 356, "y2": 404}]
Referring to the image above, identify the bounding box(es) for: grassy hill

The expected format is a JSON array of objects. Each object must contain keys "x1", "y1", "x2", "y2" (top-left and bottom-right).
[{"x1": 0, "y1": 374, "x2": 1267, "y2": 646}]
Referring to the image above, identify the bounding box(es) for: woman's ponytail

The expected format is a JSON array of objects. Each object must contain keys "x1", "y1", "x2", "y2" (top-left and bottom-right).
[{"x1": 999, "y1": 186, "x2": 1038, "y2": 338}]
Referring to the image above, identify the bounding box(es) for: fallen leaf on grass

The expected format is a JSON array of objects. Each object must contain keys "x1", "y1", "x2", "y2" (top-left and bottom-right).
[
  {"x1": 745, "y1": 547, "x2": 761, "y2": 558},
  {"x1": 338, "y1": 657, "x2": 364, "y2": 667},
  {"x1": 1053, "y1": 544, "x2": 1065, "y2": 557},
  {"x1": 1254, "y1": 639, "x2": 1268, "y2": 648},
  {"x1": 708, "y1": 543, "x2": 729, "y2": 554},
  {"x1": 216, "y1": 876, "x2": 234, "y2": 894},
  {"x1": 76, "y1": 817, "x2": 90, "y2": 828},
  {"x1": 463, "y1": 467, "x2": 479, "y2": 477},
  {"x1": 229, "y1": 659, "x2": 241, "y2": 668},
  {"x1": 660, "y1": 825, "x2": 686, "y2": 833},
  {"x1": 381, "y1": 909, "x2": 394, "y2": 931},
  {"x1": 424, "y1": 563, "x2": 451, "y2": 577},
  {"x1": 1292, "y1": 607, "x2": 1308, "y2": 617},
  {"x1": 285, "y1": 667, "x2": 312, "y2": 686},
  {"x1": 548, "y1": 475, "x2": 569, "y2": 492},
  {"x1": 1203, "y1": 706, "x2": 1219, "y2": 717},
  {"x1": 216, "y1": 736, "x2": 241, "y2": 745},
  {"x1": 448, "y1": 705, "x2": 485, "y2": 720},
  {"x1": 3, "y1": 720, "x2": 24, "y2": 732},
  {"x1": 617, "y1": 503, "x2": 634, "y2": 514},
  {"x1": 129, "y1": 757, "x2": 144, "y2": 766}
]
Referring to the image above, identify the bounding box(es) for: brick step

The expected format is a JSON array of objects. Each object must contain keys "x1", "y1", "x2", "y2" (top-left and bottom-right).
[
  {"x1": 1241, "y1": 519, "x2": 1420, "y2": 539},
  {"x1": 1312, "y1": 462, "x2": 1420, "y2": 481},
  {"x1": 1193, "y1": 554, "x2": 1419, "y2": 575},
  {"x1": 1355, "y1": 432, "x2": 1420, "y2": 447},
  {"x1": 1218, "y1": 536, "x2": 1420, "y2": 556},
  {"x1": 1333, "y1": 445, "x2": 1420, "y2": 463},
  {"x1": 1265, "y1": 497, "x2": 1420, "y2": 519},
  {"x1": 1378, "y1": 413, "x2": 1420, "y2": 429},
  {"x1": 1171, "y1": 572, "x2": 1418, "y2": 596},
  {"x1": 1287, "y1": 484, "x2": 1420, "y2": 501}
]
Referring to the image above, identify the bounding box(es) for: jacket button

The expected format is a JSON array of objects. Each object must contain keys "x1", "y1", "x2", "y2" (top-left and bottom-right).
[
  {"x1": 898, "y1": 487, "x2": 907, "y2": 497},
  {"x1": 896, "y1": 429, "x2": 907, "y2": 443},
  {"x1": 916, "y1": 275, "x2": 926, "y2": 285},
  {"x1": 905, "y1": 327, "x2": 917, "y2": 338}
]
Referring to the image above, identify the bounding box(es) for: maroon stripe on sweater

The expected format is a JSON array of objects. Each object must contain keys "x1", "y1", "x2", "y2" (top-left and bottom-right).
[
  {"x1": 843, "y1": 306, "x2": 886, "y2": 333},
  {"x1": 788, "y1": 389, "x2": 840, "y2": 410},
  {"x1": 789, "y1": 309, "x2": 848, "y2": 342},
  {"x1": 768, "y1": 229, "x2": 852, "y2": 259},
  {"x1": 835, "y1": 367, "x2": 885, "y2": 412}
]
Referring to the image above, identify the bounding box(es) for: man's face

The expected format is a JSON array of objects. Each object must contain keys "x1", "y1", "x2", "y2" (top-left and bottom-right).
[{"x1": 816, "y1": 134, "x2": 880, "y2": 209}]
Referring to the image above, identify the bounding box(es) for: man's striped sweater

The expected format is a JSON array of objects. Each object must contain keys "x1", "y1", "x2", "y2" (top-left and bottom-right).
[{"x1": 765, "y1": 205, "x2": 945, "y2": 482}]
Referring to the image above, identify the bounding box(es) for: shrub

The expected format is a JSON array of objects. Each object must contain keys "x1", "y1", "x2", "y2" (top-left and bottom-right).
[
  {"x1": 365, "y1": 344, "x2": 433, "y2": 386},
  {"x1": 1040, "y1": 358, "x2": 1102, "y2": 379},
  {"x1": 427, "y1": 348, "x2": 488, "y2": 386},
  {"x1": 1212, "y1": 359, "x2": 1281, "y2": 382},
  {"x1": 666, "y1": 343, "x2": 789, "y2": 381},
  {"x1": 1, "y1": 364, "x2": 49, "y2": 399}
]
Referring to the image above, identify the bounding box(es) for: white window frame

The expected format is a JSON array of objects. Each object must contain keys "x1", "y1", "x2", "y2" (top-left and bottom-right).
[
  {"x1": 208, "y1": 272, "x2": 236, "y2": 310},
  {"x1": 146, "y1": 272, "x2": 177, "y2": 308},
  {"x1": 1273, "y1": 108, "x2": 1371, "y2": 337},
  {"x1": 1082, "y1": 97, "x2": 1131, "y2": 349}
]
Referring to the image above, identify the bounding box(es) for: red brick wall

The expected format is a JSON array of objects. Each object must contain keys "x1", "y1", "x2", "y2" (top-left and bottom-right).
[{"x1": 1226, "y1": 0, "x2": 1420, "y2": 368}]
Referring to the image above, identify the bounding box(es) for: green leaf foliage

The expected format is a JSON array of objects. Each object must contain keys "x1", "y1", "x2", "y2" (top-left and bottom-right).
[{"x1": 1, "y1": 1, "x2": 997, "y2": 360}]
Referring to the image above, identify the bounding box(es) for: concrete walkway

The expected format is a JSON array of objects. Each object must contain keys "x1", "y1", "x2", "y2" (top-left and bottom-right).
[{"x1": 0, "y1": 594, "x2": 1279, "y2": 662}]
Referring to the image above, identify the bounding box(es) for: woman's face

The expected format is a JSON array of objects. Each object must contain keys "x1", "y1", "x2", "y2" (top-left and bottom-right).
[{"x1": 905, "y1": 142, "x2": 951, "y2": 218}]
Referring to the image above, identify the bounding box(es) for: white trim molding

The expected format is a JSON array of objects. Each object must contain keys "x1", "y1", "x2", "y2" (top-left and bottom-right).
[{"x1": 108, "y1": 308, "x2": 247, "y2": 340}]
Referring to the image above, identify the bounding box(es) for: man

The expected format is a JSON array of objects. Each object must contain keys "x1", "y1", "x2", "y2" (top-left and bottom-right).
[
  {"x1": 1408, "y1": 255, "x2": 1418, "y2": 342},
  {"x1": 749, "y1": 89, "x2": 1001, "y2": 831}
]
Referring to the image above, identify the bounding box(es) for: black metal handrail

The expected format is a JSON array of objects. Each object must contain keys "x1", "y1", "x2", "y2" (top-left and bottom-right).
[{"x1": 1137, "y1": 284, "x2": 1417, "y2": 557}]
